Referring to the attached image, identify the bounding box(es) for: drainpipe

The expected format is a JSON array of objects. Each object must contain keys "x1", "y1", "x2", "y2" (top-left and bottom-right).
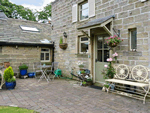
[{"x1": 52, "y1": 41, "x2": 55, "y2": 71}]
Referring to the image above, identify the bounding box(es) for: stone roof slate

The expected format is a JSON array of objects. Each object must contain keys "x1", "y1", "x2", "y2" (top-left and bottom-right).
[
  {"x1": 78, "y1": 15, "x2": 115, "y2": 29},
  {"x1": 0, "y1": 12, "x2": 8, "y2": 19}
]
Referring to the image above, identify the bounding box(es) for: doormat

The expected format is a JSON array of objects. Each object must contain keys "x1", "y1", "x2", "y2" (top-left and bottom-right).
[{"x1": 88, "y1": 85, "x2": 102, "y2": 90}]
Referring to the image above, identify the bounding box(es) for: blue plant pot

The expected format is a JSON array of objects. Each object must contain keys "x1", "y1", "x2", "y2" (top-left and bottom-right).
[
  {"x1": 20, "y1": 69, "x2": 27, "y2": 76},
  {"x1": 5, "y1": 81, "x2": 16, "y2": 90},
  {"x1": 28, "y1": 72, "x2": 35, "y2": 78}
]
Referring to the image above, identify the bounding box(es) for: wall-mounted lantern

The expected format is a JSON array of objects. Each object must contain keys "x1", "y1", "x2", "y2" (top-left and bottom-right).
[{"x1": 63, "y1": 32, "x2": 67, "y2": 38}]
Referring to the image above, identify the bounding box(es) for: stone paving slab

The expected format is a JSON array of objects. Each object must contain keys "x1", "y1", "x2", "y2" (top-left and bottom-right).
[{"x1": 0, "y1": 78, "x2": 150, "y2": 113}]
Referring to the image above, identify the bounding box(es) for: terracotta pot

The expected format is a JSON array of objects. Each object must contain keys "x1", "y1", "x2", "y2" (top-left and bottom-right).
[
  {"x1": 59, "y1": 43, "x2": 68, "y2": 50},
  {"x1": 4, "y1": 62, "x2": 10, "y2": 68}
]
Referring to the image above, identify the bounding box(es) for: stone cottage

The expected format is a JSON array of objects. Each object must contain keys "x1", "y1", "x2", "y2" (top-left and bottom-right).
[
  {"x1": 0, "y1": 11, "x2": 54, "y2": 74},
  {"x1": 51, "y1": 0, "x2": 150, "y2": 85}
]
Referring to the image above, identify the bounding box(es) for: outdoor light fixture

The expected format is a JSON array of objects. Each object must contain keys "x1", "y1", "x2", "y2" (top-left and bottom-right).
[{"x1": 63, "y1": 32, "x2": 67, "y2": 38}]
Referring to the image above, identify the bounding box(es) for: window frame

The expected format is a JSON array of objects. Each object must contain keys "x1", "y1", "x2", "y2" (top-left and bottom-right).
[
  {"x1": 20, "y1": 25, "x2": 40, "y2": 33},
  {"x1": 130, "y1": 29, "x2": 137, "y2": 51},
  {"x1": 40, "y1": 48, "x2": 50, "y2": 62},
  {"x1": 79, "y1": 1, "x2": 89, "y2": 21},
  {"x1": 79, "y1": 37, "x2": 89, "y2": 54}
]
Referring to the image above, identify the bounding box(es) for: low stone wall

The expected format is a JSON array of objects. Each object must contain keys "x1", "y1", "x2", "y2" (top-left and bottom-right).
[{"x1": 1, "y1": 46, "x2": 41, "y2": 76}]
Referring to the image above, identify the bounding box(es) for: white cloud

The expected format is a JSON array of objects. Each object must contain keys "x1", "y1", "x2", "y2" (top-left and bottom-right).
[{"x1": 22, "y1": 0, "x2": 55, "y2": 12}]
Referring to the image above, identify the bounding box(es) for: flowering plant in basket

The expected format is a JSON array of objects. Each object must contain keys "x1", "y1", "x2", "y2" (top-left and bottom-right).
[{"x1": 105, "y1": 35, "x2": 123, "y2": 47}]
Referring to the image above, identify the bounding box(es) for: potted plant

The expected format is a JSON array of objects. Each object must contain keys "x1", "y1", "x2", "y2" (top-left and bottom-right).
[
  {"x1": 59, "y1": 37, "x2": 68, "y2": 50},
  {"x1": 105, "y1": 35, "x2": 123, "y2": 48},
  {"x1": 77, "y1": 61, "x2": 84, "y2": 71},
  {"x1": 101, "y1": 52, "x2": 119, "y2": 91},
  {"x1": 82, "y1": 81, "x2": 87, "y2": 86},
  {"x1": 3, "y1": 66, "x2": 16, "y2": 90},
  {"x1": 19, "y1": 64, "x2": 28, "y2": 76}
]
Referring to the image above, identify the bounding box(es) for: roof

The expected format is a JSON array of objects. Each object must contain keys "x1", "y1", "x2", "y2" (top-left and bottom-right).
[
  {"x1": 78, "y1": 15, "x2": 115, "y2": 29},
  {"x1": 0, "y1": 12, "x2": 53, "y2": 47},
  {"x1": 0, "y1": 11, "x2": 8, "y2": 19}
]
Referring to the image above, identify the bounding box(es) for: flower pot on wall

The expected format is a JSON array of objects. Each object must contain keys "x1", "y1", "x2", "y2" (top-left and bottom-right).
[
  {"x1": 59, "y1": 43, "x2": 68, "y2": 50},
  {"x1": 4, "y1": 62, "x2": 10, "y2": 68}
]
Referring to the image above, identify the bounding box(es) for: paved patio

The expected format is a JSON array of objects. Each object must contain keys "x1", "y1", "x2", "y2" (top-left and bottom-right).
[{"x1": 0, "y1": 78, "x2": 150, "y2": 113}]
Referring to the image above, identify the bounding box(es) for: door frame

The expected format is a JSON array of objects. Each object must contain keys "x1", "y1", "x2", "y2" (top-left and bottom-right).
[{"x1": 93, "y1": 34, "x2": 110, "y2": 83}]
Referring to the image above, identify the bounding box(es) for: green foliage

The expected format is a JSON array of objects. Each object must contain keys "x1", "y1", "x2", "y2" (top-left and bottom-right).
[
  {"x1": 37, "y1": 3, "x2": 51, "y2": 21},
  {"x1": 81, "y1": 70, "x2": 85, "y2": 74},
  {"x1": 102, "y1": 62, "x2": 116, "y2": 79},
  {"x1": 19, "y1": 64, "x2": 28, "y2": 70},
  {"x1": 104, "y1": 84, "x2": 109, "y2": 88},
  {"x1": 87, "y1": 78, "x2": 92, "y2": 82},
  {"x1": 82, "y1": 81, "x2": 86, "y2": 85},
  {"x1": 7, "y1": 77, "x2": 16, "y2": 82},
  {"x1": 0, "y1": 106, "x2": 36, "y2": 113},
  {"x1": 60, "y1": 37, "x2": 63, "y2": 44},
  {"x1": 0, "y1": 0, "x2": 36, "y2": 21},
  {"x1": 78, "y1": 64, "x2": 84, "y2": 68},
  {"x1": 3, "y1": 66, "x2": 15, "y2": 82}
]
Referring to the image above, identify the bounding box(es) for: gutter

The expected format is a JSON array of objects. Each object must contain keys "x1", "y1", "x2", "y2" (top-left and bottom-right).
[{"x1": 0, "y1": 41, "x2": 54, "y2": 48}]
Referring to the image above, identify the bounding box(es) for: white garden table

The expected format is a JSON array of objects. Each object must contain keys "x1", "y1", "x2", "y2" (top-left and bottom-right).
[{"x1": 38, "y1": 65, "x2": 52, "y2": 83}]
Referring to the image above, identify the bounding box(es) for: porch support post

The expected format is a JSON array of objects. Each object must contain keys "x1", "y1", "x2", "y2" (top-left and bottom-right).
[
  {"x1": 81, "y1": 30, "x2": 91, "y2": 39},
  {"x1": 88, "y1": 29, "x2": 92, "y2": 77}
]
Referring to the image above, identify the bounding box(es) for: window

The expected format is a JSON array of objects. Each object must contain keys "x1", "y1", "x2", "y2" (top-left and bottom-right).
[
  {"x1": 41, "y1": 48, "x2": 50, "y2": 62},
  {"x1": 79, "y1": 1, "x2": 89, "y2": 20},
  {"x1": 130, "y1": 29, "x2": 137, "y2": 51},
  {"x1": 20, "y1": 25, "x2": 40, "y2": 32},
  {"x1": 79, "y1": 37, "x2": 89, "y2": 53}
]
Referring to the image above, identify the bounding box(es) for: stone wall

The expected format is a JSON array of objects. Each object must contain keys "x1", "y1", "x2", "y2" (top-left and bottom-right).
[
  {"x1": 1, "y1": 46, "x2": 41, "y2": 73},
  {"x1": 51, "y1": 0, "x2": 150, "y2": 77}
]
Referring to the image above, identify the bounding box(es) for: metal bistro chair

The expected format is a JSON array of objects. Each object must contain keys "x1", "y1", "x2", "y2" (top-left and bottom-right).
[
  {"x1": 33, "y1": 62, "x2": 43, "y2": 78},
  {"x1": 48, "y1": 62, "x2": 59, "y2": 81}
]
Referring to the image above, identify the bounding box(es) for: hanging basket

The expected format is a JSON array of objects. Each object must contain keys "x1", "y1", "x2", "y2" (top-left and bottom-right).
[
  {"x1": 59, "y1": 43, "x2": 68, "y2": 50},
  {"x1": 108, "y1": 42, "x2": 119, "y2": 48}
]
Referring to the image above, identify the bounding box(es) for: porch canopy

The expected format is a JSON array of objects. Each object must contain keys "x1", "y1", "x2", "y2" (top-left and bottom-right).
[{"x1": 77, "y1": 15, "x2": 115, "y2": 37}]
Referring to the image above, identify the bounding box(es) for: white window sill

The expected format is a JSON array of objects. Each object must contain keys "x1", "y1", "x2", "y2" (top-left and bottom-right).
[
  {"x1": 41, "y1": 60, "x2": 50, "y2": 62},
  {"x1": 79, "y1": 18, "x2": 89, "y2": 22}
]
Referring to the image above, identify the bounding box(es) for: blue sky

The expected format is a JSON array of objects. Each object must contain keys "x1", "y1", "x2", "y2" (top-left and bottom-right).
[
  {"x1": 10, "y1": 0, "x2": 55, "y2": 11},
  {"x1": 10, "y1": 0, "x2": 43, "y2": 6}
]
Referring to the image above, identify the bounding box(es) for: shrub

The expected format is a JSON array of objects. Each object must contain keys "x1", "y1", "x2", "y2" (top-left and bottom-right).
[
  {"x1": 7, "y1": 77, "x2": 16, "y2": 82},
  {"x1": 60, "y1": 37, "x2": 63, "y2": 44},
  {"x1": 81, "y1": 70, "x2": 85, "y2": 74},
  {"x1": 19, "y1": 64, "x2": 28, "y2": 70},
  {"x1": 4, "y1": 66, "x2": 15, "y2": 82},
  {"x1": 82, "y1": 81, "x2": 86, "y2": 85}
]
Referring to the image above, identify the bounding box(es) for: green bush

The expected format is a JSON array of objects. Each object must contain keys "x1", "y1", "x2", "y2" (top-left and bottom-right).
[
  {"x1": 60, "y1": 37, "x2": 63, "y2": 44},
  {"x1": 104, "y1": 84, "x2": 109, "y2": 88},
  {"x1": 7, "y1": 77, "x2": 16, "y2": 82},
  {"x1": 19, "y1": 64, "x2": 28, "y2": 70},
  {"x1": 4, "y1": 66, "x2": 15, "y2": 82},
  {"x1": 81, "y1": 70, "x2": 85, "y2": 74},
  {"x1": 82, "y1": 81, "x2": 86, "y2": 85}
]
